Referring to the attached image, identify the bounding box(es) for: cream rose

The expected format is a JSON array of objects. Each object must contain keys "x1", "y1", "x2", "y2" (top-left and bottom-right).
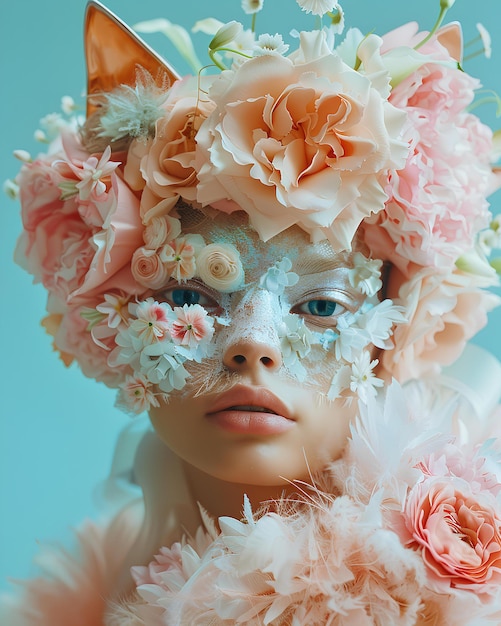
[
  {"x1": 131, "y1": 247, "x2": 170, "y2": 290},
  {"x1": 196, "y1": 243, "x2": 244, "y2": 292}
]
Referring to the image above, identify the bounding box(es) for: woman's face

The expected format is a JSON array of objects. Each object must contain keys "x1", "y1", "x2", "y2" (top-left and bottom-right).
[{"x1": 149, "y1": 208, "x2": 375, "y2": 486}]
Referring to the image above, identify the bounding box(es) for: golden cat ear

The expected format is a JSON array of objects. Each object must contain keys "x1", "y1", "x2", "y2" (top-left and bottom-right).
[{"x1": 84, "y1": 1, "x2": 180, "y2": 117}]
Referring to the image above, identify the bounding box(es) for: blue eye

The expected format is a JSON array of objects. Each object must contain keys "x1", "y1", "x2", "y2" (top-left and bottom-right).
[
  {"x1": 171, "y1": 289, "x2": 201, "y2": 306},
  {"x1": 303, "y1": 299, "x2": 339, "y2": 316},
  {"x1": 156, "y1": 284, "x2": 220, "y2": 312}
]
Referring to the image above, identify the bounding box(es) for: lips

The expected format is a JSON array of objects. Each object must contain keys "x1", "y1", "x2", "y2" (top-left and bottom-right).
[{"x1": 206, "y1": 385, "x2": 295, "y2": 435}]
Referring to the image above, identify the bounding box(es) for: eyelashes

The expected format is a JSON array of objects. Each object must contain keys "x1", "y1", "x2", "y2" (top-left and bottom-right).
[{"x1": 154, "y1": 278, "x2": 361, "y2": 332}]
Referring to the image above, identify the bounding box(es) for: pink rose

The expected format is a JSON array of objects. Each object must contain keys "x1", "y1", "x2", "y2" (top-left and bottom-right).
[
  {"x1": 404, "y1": 476, "x2": 501, "y2": 594},
  {"x1": 138, "y1": 77, "x2": 216, "y2": 221},
  {"x1": 131, "y1": 246, "x2": 170, "y2": 290},
  {"x1": 195, "y1": 30, "x2": 408, "y2": 247},
  {"x1": 382, "y1": 267, "x2": 499, "y2": 381},
  {"x1": 15, "y1": 147, "x2": 144, "y2": 302}
]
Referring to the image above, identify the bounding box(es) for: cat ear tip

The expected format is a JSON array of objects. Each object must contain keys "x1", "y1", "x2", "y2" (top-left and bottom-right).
[{"x1": 84, "y1": 0, "x2": 180, "y2": 118}]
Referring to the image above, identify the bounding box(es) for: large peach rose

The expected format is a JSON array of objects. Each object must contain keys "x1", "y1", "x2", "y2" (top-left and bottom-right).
[
  {"x1": 404, "y1": 476, "x2": 501, "y2": 595},
  {"x1": 195, "y1": 30, "x2": 408, "y2": 248}
]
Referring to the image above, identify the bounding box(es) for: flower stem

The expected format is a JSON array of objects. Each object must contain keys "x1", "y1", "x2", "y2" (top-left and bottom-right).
[{"x1": 414, "y1": 6, "x2": 447, "y2": 50}]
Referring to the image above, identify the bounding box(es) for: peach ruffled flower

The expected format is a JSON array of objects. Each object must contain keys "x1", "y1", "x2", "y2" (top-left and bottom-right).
[
  {"x1": 195, "y1": 242, "x2": 244, "y2": 292},
  {"x1": 136, "y1": 76, "x2": 216, "y2": 221},
  {"x1": 195, "y1": 29, "x2": 408, "y2": 248},
  {"x1": 404, "y1": 476, "x2": 501, "y2": 595}
]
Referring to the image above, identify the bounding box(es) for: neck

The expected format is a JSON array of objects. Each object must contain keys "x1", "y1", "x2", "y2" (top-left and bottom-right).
[{"x1": 181, "y1": 461, "x2": 297, "y2": 521}]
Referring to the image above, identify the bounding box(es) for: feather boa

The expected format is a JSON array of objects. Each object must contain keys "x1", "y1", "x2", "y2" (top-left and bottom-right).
[{"x1": 4, "y1": 381, "x2": 501, "y2": 626}]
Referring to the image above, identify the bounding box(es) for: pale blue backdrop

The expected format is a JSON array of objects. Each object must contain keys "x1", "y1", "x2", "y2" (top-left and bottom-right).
[{"x1": 1, "y1": 0, "x2": 501, "y2": 590}]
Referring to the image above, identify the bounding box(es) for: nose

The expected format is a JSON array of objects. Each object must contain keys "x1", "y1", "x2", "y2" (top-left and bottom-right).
[
  {"x1": 223, "y1": 340, "x2": 282, "y2": 372},
  {"x1": 220, "y1": 288, "x2": 283, "y2": 374}
]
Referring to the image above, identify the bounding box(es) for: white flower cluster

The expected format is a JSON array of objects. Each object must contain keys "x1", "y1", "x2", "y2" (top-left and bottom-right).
[{"x1": 112, "y1": 298, "x2": 215, "y2": 414}]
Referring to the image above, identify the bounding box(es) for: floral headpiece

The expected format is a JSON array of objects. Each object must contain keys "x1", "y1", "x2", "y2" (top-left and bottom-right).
[{"x1": 9, "y1": 0, "x2": 501, "y2": 413}]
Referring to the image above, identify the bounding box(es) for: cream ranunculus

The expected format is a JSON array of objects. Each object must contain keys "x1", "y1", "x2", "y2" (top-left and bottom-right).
[
  {"x1": 195, "y1": 29, "x2": 408, "y2": 249},
  {"x1": 196, "y1": 243, "x2": 244, "y2": 292}
]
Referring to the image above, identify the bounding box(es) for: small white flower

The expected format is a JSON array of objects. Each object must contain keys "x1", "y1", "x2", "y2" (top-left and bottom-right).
[
  {"x1": 355, "y1": 300, "x2": 407, "y2": 351},
  {"x1": 3, "y1": 179, "x2": 19, "y2": 199},
  {"x1": 259, "y1": 257, "x2": 299, "y2": 295},
  {"x1": 476, "y1": 23, "x2": 492, "y2": 59},
  {"x1": 254, "y1": 33, "x2": 289, "y2": 56},
  {"x1": 13, "y1": 150, "x2": 32, "y2": 163},
  {"x1": 209, "y1": 21, "x2": 243, "y2": 51},
  {"x1": 296, "y1": 0, "x2": 339, "y2": 17},
  {"x1": 349, "y1": 351, "x2": 384, "y2": 403},
  {"x1": 140, "y1": 340, "x2": 189, "y2": 391},
  {"x1": 241, "y1": 0, "x2": 264, "y2": 14},
  {"x1": 348, "y1": 252, "x2": 383, "y2": 297},
  {"x1": 279, "y1": 314, "x2": 314, "y2": 380},
  {"x1": 61, "y1": 95, "x2": 77, "y2": 115}
]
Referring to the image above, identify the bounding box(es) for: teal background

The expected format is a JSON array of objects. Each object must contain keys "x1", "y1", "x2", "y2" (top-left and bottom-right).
[{"x1": 1, "y1": 0, "x2": 500, "y2": 590}]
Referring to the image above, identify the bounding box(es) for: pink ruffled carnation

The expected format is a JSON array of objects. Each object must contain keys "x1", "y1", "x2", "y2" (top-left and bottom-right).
[
  {"x1": 370, "y1": 24, "x2": 496, "y2": 273},
  {"x1": 195, "y1": 30, "x2": 408, "y2": 247}
]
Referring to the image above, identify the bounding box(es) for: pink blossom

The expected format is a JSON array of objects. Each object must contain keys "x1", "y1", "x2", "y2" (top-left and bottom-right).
[
  {"x1": 403, "y1": 476, "x2": 501, "y2": 595},
  {"x1": 118, "y1": 373, "x2": 160, "y2": 414},
  {"x1": 159, "y1": 234, "x2": 204, "y2": 282},
  {"x1": 62, "y1": 145, "x2": 120, "y2": 201},
  {"x1": 129, "y1": 298, "x2": 172, "y2": 345},
  {"x1": 169, "y1": 304, "x2": 215, "y2": 348},
  {"x1": 195, "y1": 30, "x2": 408, "y2": 247}
]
